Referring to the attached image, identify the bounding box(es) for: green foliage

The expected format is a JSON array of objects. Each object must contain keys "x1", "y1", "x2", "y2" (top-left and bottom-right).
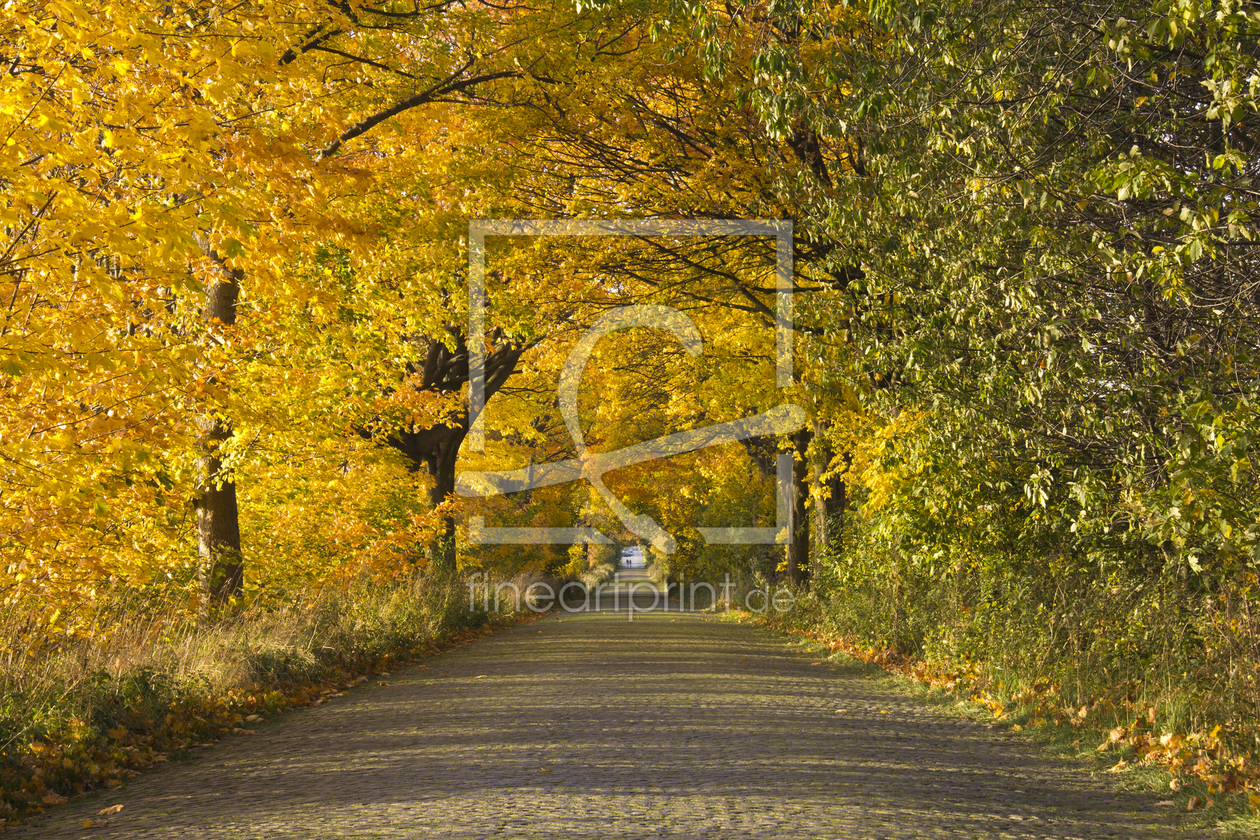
[{"x1": 682, "y1": 0, "x2": 1260, "y2": 776}]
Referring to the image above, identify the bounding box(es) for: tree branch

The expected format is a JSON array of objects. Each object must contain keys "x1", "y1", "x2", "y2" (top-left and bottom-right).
[{"x1": 315, "y1": 67, "x2": 521, "y2": 161}]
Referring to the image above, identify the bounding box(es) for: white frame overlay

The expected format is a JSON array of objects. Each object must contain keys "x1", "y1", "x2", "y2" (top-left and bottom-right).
[{"x1": 463, "y1": 219, "x2": 795, "y2": 549}]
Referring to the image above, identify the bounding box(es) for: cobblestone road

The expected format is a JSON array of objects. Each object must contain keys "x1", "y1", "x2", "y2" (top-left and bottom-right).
[{"x1": 15, "y1": 596, "x2": 1196, "y2": 839}]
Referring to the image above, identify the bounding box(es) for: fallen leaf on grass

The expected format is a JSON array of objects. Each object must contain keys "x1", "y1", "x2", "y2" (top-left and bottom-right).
[
  {"x1": 245, "y1": 714, "x2": 263, "y2": 723},
  {"x1": 835, "y1": 709, "x2": 849, "y2": 714},
  {"x1": 1154, "y1": 801, "x2": 1174, "y2": 807},
  {"x1": 1187, "y1": 796, "x2": 1204, "y2": 810},
  {"x1": 378, "y1": 681, "x2": 390, "y2": 686},
  {"x1": 98, "y1": 805, "x2": 124, "y2": 816},
  {"x1": 41, "y1": 793, "x2": 68, "y2": 805}
]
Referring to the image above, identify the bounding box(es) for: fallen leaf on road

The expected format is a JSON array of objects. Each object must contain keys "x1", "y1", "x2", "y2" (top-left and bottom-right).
[
  {"x1": 835, "y1": 709, "x2": 848, "y2": 714},
  {"x1": 42, "y1": 793, "x2": 68, "y2": 805},
  {"x1": 539, "y1": 767, "x2": 551, "y2": 772},
  {"x1": 245, "y1": 714, "x2": 263, "y2": 722},
  {"x1": 98, "y1": 805, "x2": 124, "y2": 816},
  {"x1": 1154, "y1": 801, "x2": 1173, "y2": 807},
  {"x1": 81, "y1": 819, "x2": 108, "y2": 829},
  {"x1": 378, "y1": 681, "x2": 390, "y2": 686}
]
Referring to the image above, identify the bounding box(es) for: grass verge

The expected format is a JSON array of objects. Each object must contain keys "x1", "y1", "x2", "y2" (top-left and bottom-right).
[
  {"x1": 721, "y1": 598, "x2": 1260, "y2": 837},
  {"x1": 0, "y1": 569, "x2": 547, "y2": 833}
]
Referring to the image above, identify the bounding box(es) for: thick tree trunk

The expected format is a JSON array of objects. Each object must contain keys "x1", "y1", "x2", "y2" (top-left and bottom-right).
[
  {"x1": 390, "y1": 422, "x2": 464, "y2": 571},
  {"x1": 785, "y1": 427, "x2": 811, "y2": 586},
  {"x1": 378, "y1": 328, "x2": 524, "y2": 572},
  {"x1": 196, "y1": 415, "x2": 244, "y2": 601},
  {"x1": 810, "y1": 423, "x2": 850, "y2": 577},
  {"x1": 811, "y1": 457, "x2": 849, "y2": 572},
  {"x1": 809, "y1": 418, "x2": 826, "y2": 579},
  {"x1": 423, "y1": 426, "x2": 464, "y2": 571},
  {"x1": 194, "y1": 256, "x2": 245, "y2": 605}
]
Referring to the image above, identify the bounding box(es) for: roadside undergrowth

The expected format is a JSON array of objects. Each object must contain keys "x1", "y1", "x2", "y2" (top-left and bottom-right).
[
  {"x1": 0, "y1": 569, "x2": 546, "y2": 832},
  {"x1": 725, "y1": 598, "x2": 1260, "y2": 832}
]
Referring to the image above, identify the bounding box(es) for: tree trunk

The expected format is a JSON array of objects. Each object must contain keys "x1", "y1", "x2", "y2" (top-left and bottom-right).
[
  {"x1": 196, "y1": 414, "x2": 244, "y2": 602},
  {"x1": 194, "y1": 255, "x2": 245, "y2": 605},
  {"x1": 377, "y1": 328, "x2": 525, "y2": 572},
  {"x1": 423, "y1": 426, "x2": 464, "y2": 571},
  {"x1": 785, "y1": 427, "x2": 811, "y2": 586},
  {"x1": 810, "y1": 423, "x2": 850, "y2": 577}
]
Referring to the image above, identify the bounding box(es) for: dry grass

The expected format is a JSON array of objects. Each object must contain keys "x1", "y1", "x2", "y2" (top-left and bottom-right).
[{"x1": 0, "y1": 570, "x2": 511, "y2": 823}]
